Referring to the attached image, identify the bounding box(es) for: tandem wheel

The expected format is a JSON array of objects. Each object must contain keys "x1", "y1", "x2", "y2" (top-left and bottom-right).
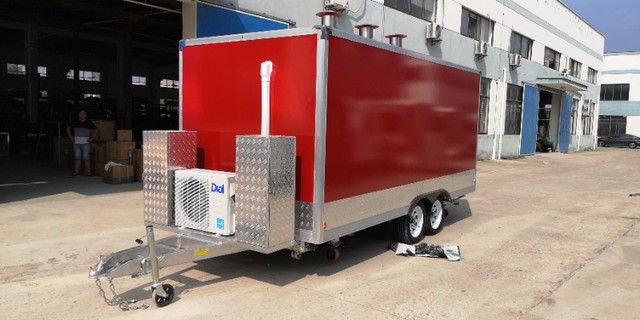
[{"x1": 152, "y1": 283, "x2": 174, "y2": 307}]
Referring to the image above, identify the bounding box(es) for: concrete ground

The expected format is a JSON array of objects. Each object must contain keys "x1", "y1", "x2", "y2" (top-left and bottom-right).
[{"x1": 0, "y1": 148, "x2": 639, "y2": 320}]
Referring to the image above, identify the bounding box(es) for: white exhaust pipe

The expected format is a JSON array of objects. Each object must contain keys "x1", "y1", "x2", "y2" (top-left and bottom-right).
[{"x1": 260, "y1": 61, "x2": 273, "y2": 136}]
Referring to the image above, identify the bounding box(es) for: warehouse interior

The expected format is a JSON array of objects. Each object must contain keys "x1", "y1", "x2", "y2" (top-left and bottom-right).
[{"x1": 0, "y1": 0, "x2": 182, "y2": 171}]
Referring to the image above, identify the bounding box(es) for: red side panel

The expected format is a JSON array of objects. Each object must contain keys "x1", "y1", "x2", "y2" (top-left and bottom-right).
[
  {"x1": 325, "y1": 37, "x2": 480, "y2": 203},
  {"x1": 181, "y1": 35, "x2": 317, "y2": 202}
]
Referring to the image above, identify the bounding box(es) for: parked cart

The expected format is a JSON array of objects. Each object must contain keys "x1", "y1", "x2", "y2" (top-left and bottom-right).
[{"x1": 89, "y1": 25, "x2": 480, "y2": 308}]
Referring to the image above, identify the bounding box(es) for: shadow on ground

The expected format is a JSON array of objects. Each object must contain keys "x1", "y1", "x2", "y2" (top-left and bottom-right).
[{"x1": 0, "y1": 155, "x2": 141, "y2": 204}]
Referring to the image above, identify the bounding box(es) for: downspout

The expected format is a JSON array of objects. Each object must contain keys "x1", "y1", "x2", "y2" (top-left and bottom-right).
[{"x1": 496, "y1": 67, "x2": 507, "y2": 160}]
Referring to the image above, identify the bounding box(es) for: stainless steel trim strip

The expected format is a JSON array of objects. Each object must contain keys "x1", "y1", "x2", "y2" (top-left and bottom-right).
[
  {"x1": 322, "y1": 170, "x2": 476, "y2": 241},
  {"x1": 308, "y1": 35, "x2": 330, "y2": 245}
]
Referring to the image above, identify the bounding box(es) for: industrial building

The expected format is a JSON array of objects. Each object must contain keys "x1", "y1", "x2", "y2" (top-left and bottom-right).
[
  {"x1": 0, "y1": 0, "x2": 604, "y2": 164},
  {"x1": 598, "y1": 52, "x2": 640, "y2": 137}
]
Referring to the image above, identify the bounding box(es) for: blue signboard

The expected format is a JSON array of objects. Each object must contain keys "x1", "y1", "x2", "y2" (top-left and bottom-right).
[{"x1": 196, "y1": 3, "x2": 288, "y2": 38}]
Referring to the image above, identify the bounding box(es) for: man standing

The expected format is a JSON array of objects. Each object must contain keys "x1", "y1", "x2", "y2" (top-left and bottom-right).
[{"x1": 67, "y1": 109, "x2": 99, "y2": 176}]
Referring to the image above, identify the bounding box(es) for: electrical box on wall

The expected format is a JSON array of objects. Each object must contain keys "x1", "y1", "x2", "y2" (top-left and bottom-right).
[{"x1": 325, "y1": 0, "x2": 349, "y2": 10}]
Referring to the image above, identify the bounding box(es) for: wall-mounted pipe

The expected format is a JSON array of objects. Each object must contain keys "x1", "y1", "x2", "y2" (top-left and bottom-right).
[
  {"x1": 355, "y1": 24, "x2": 378, "y2": 39},
  {"x1": 316, "y1": 11, "x2": 343, "y2": 28},
  {"x1": 260, "y1": 61, "x2": 273, "y2": 136},
  {"x1": 385, "y1": 34, "x2": 407, "y2": 47}
]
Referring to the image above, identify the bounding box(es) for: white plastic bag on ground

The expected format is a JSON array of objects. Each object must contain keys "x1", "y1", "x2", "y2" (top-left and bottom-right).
[{"x1": 390, "y1": 242, "x2": 461, "y2": 261}]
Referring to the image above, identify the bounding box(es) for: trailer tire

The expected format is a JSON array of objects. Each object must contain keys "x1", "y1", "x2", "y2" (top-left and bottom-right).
[
  {"x1": 424, "y1": 199, "x2": 444, "y2": 236},
  {"x1": 152, "y1": 283, "x2": 174, "y2": 308},
  {"x1": 395, "y1": 203, "x2": 427, "y2": 244}
]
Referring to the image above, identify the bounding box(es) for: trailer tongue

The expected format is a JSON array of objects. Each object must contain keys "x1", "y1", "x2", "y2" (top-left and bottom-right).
[{"x1": 90, "y1": 26, "x2": 480, "y2": 308}]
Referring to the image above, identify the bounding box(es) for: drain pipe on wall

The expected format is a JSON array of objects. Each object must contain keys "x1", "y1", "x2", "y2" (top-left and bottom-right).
[
  {"x1": 260, "y1": 61, "x2": 273, "y2": 136},
  {"x1": 496, "y1": 67, "x2": 507, "y2": 160}
]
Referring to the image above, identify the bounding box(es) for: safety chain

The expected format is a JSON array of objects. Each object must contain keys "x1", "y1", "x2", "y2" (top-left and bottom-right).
[{"x1": 95, "y1": 277, "x2": 151, "y2": 311}]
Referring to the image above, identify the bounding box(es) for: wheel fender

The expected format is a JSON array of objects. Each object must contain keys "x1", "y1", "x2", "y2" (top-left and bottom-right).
[{"x1": 409, "y1": 189, "x2": 451, "y2": 211}]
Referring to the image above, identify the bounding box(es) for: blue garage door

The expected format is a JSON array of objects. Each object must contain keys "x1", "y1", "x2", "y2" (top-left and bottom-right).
[
  {"x1": 196, "y1": 3, "x2": 288, "y2": 38},
  {"x1": 520, "y1": 85, "x2": 539, "y2": 155},
  {"x1": 558, "y1": 93, "x2": 573, "y2": 152}
]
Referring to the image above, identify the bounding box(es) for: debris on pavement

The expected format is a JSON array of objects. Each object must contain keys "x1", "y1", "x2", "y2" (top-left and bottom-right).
[{"x1": 389, "y1": 242, "x2": 461, "y2": 261}]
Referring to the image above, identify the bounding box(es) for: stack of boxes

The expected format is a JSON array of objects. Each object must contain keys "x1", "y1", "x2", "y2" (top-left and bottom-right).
[
  {"x1": 54, "y1": 120, "x2": 144, "y2": 184},
  {"x1": 90, "y1": 121, "x2": 143, "y2": 184}
]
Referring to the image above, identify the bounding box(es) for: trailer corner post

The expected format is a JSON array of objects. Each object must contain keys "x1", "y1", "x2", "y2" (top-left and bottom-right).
[{"x1": 260, "y1": 61, "x2": 273, "y2": 136}]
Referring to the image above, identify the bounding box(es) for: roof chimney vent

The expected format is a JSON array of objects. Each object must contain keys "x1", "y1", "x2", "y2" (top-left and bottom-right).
[
  {"x1": 385, "y1": 34, "x2": 407, "y2": 47},
  {"x1": 316, "y1": 11, "x2": 343, "y2": 28},
  {"x1": 355, "y1": 24, "x2": 379, "y2": 39}
]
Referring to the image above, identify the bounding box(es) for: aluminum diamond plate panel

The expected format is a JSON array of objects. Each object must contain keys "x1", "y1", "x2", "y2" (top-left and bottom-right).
[
  {"x1": 295, "y1": 201, "x2": 314, "y2": 231},
  {"x1": 143, "y1": 131, "x2": 197, "y2": 225},
  {"x1": 235, "y1": 136, "x2": 296, "y2": 248}
]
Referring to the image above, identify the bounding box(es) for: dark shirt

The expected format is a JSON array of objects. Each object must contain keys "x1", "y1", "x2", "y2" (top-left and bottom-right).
[{"x1": 69, "y1": 120, "x2": 96, "y2": 144}]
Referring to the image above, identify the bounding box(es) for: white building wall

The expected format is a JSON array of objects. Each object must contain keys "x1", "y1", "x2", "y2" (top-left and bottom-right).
[
  {"x1": 601, "y1": 52, "x2": 640, "y2": 135},
  {"x1": 602, "y1": 53, "x2": 640, "y2": 100}
]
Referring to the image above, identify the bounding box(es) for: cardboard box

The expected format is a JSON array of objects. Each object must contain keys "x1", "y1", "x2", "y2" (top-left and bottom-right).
[
  {"x1": 107, "y1": 141, "x2": 136, "y2": 161},
  {"x1": 93, "y1": 142, "x2": 107, "y2": 162},
  {"x1": 94, "y1": 161, "x2": 105, "y2": 177},
  {"x1": 133, "y1": 149, "x2": 143, "y2": 182},
  {"x1": 103, "y1": 164, "x2": 134, "y2": 184},
  {"x1": 92, "y1": 120, "x2": 116, "y2": 142},
  {"x1": 52, "y1": 137, "x2": 75, "y2": 169},
  {"x1": 117, "y1": 129, "x2": 133, "y2": 142}
]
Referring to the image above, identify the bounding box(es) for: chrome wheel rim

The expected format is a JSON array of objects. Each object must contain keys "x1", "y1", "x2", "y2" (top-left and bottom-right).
[
  {"x1": 409, "y1": 205, "x2": 425, "y2": 238},
  {"x1": 430, "y1": 200, "x2": 443, "y2": 229}
]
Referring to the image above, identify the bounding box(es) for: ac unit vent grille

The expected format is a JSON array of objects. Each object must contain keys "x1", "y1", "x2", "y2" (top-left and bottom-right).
[{"x1": 174, "y1": 175, "x2": 210, "y2": 231}]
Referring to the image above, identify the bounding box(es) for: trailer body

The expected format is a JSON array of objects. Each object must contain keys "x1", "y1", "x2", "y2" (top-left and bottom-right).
[
  {"x1": 178, "y1": 27, "x2": 480, "y2": 245},
  {"x1": 90, "y1": 27, "x2": 480, "y2": 308}
]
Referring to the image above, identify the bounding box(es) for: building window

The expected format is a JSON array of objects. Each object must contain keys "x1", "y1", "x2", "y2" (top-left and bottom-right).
[
  {"x1": 461, "y1": 8, "x2": 494, "y2": 44},
  {"x1": 384, "y1": 0, "x2": 436, "y2": 21},
  {"x1": 7, "y1": 63, "x2": 47, "y2": 77},
  {"x1": 598, "y1": 115, "x2": 626, "y2": 136},
  {"x1": 83, "y1": 93, "x2": 101, "y2": 99},
  {"x1": 7, "y1": 63, "x2": 26, "y2": 75},
  {"x1": 582, "y1": 101, "x2": 594, "y2": 135},
  {"x1": 570, "y1": 99, "x2": 580, "y2": 135},
  {"x1": 569, "y1": 59, "x2": 582, "y2": 78},
  {"x1": 67, "y1": 69, "x2": 101, "y2": 82},
  {"x1": 478, "y1": 78, "x2": 491, "y2": 134},
  {"x1": 509, "y1": 32, "x2": 532, "y2": 59},
  {"x1": 544, "y1": 47, "x2": 561, "y2": 71},
  {"x1": 160, "y1": 79, "x2": 179, "y2": 89},
  {"x1": 38, "y1": 66, "x2": 47, "y2": 77},
  {"x1": 587, "y1": 67, "x2": 598, "y2": 84},
  {"x1": 504, "y1": 84, "x2": 523, "y2": 135},
  {"x1": 132, "y1": 75, "x2": 147, "y2": 86},
  {"x1": 600, "y1": 84, "x2": 629, "y2": 101}
]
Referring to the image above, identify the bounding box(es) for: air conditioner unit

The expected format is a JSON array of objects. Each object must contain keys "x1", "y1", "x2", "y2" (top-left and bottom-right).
[
  {"x1": 325, "y1": 0, "x2": 349, "y2": 10},
  {"x1": 426, "y1": 23, "x2": 442, "y2": 41},
  {"x1": 475, "y1": 41, "x2": 488, "y2": 56},
  {"x1": 174, "y1": 169, "x2": 236, "y2": 235},
  {"x1": 509, "y1": 53, "x2": 521, "y2": 67}
]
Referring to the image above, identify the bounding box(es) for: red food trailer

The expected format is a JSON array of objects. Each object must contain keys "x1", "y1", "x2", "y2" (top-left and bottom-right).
[{"x1": 90, "y1": 26, "x2": 480, "y2": 308}]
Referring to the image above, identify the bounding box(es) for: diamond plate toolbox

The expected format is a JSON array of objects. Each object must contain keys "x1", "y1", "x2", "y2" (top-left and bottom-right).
[
  {"x1": 143, "y1": 131, "x2": 197, "y2": 225},
  {"x1": 235, "y1": 136, "x2": 296, "y2": 248}
]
